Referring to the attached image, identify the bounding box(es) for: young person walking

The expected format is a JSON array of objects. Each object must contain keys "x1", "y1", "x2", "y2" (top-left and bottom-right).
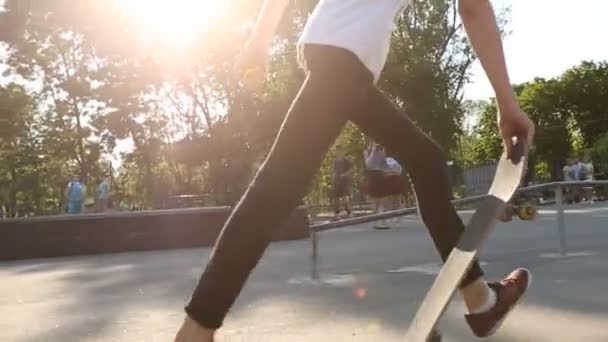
[{"x1": 175, "y1": 0, "x2": 535, "y2": 340}]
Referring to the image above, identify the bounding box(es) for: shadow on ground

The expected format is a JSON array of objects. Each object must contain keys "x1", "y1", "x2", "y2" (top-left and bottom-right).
[{"x1": 2, "y1": 204, "x2": 608, "y2": 341}]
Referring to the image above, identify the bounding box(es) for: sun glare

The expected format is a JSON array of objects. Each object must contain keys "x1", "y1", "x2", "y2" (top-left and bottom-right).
[{"x1": 118, "y1": 0, "x2": 223, "y2": 51}]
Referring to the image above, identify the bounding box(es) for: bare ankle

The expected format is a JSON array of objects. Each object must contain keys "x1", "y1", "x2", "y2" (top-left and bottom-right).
[
  {"x1": 175, "y1": 316, "x2": 216, "y2": 342},
  {"x1": 460, "y1": 278, "x2": 494, "y2": 313}
]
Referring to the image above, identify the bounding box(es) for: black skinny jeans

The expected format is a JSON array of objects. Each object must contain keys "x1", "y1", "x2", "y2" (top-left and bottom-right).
[{"x1": 185, "y1": 45, "x2": 484, "y2": 329}]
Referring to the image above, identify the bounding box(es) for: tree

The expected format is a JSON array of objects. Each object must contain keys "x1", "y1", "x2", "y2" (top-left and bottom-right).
[
  {"x1": 0, "y1": 0, "x2": 524, "y2": 213},
  {"x1": 462, "y1": 79, "x2": 571, "y2": 181},
  {"x1": 560, "y1": 61, "x2": 608, "y2": 147},
  {"x1": 0, "y1": 83, "x2": 48, "y2": 216},
  {"x1": 517, "y1": 78, "x2": 572, "y2": 180},
  {"x1": 461, "y1": 100, "x2": 502, "y2": 163},
  {"x1": 588, "y1": 132, "x2": 608, "y2": 178},
  {"x1": 380, "y1": 0, "x2": 509, "y2": 153},
  {"x1": 2, "y1": 20, "x2": 107, "y2": 182}
]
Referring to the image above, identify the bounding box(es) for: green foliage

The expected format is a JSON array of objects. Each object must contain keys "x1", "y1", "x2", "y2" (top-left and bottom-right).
[
  {"x1": 381, "y1": 0, "x2": 467, "y2": 151},
  {"x1": 457, "y1": 100, "x2": 502, "y2": 165},
  {"x1": 589, "y1": 132, "x2": 608, "y2": 177},
  {"x1": 8, "y1": 1, "x2": 606, "y2": 213},
  {"x1": 0, "y1": 83, "x2": 70, "y2": 216},
  {"x1": 0, "y1": 0, "x2": 523, "y2": 215},
  {"x1": 560, "y1": 61, "x2": 608, "y2": 146},
  {"x1": 457, "y1": 61, "x2": 608, "y2": 181}
]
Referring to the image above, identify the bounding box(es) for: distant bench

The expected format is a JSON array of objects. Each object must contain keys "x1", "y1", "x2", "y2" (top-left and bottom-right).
[{"x1": 0, "y1": 206, "x2": 310, "y2": 261}]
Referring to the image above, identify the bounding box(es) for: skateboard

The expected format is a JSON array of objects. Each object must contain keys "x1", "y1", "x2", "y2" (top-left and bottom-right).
[{"x1": 404, "y1": 141, "x2": 528, "y2": 342}]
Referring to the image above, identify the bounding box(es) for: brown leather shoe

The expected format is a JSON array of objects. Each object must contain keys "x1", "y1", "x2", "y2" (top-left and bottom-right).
[{"x1": 465, "y1": 268, "x2": 531, "y2": 338}]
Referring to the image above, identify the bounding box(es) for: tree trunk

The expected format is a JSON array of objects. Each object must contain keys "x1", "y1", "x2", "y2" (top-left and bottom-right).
[{"x1": 8, "y1": 168, "x2": 17, "y2": 217}]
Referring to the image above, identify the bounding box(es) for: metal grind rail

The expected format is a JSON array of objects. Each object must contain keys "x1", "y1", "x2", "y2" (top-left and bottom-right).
[{"x1": 308, "y1": 180, "x2": 608, "y2": 280}]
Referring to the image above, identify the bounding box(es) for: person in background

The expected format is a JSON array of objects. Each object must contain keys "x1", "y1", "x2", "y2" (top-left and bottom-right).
[
  {"x1": 571, "y1": 158, "x2": 585, "y2": 181},
  {"x1": 570, "y1": 157, "x2": 586, "y2": 203},
  {"x1": 582, "y1": 157, "x2": 595, "y2": 203},
  {"x1": 562, "y1": 159, "x2": 573, "y2": 181},
  {"x1": 384, "y1": 155, "x2": 405, "y2": 209},
  {"x1": 364, "y1": 143, "x2": 393, "y2": 229},
  {"x1": 563, "y1": 159, "x2": 574, "y2": 203},
  {"x1": 65, "y1": 175, "x2": 84, "y2": 215},
  {"x1": 95, "y1": 175, "x2": 111, "y2": 213},
  {"x1": 331, "y1": 145, "x2": 353, "y2": 218}
]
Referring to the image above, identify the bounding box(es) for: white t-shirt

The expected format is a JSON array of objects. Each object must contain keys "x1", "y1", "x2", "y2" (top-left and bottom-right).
[
  {"x1": 584, "y1": 162, "x2": 594, "y2": 180},
  {"x1": 563, "y1": 165, "x2": 573, "y2": 181},
  {"x1": 386, "y1": 157, "x2": 402, "y2": 170},
  {"x1": 384, "y1": 157, "x2": 402, "y2": 175},
  {"x1": 570, "y1": 162, "x2": 584, "y2": 180},
  {"x1": 365, "y1": 147, "x2": 387, "y2": 170},
  {"x1": 298, "y1": 0, "x2": 411, "y2": 82}
]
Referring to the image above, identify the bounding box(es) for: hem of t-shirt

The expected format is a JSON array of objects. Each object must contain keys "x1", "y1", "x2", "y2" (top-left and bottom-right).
[{"x1": 296, "y1": 41, "x2": 379, "y2": 82}]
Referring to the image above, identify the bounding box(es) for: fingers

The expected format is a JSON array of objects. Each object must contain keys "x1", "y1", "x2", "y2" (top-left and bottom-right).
[{"x1": 504, "y1": 137, "x2": 512, "y2": 159}]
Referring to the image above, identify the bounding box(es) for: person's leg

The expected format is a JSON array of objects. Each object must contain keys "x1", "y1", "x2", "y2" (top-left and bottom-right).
[
  {"x1": 367, "y1": 170, "x2": 388, "y2": 227},
  {"x1": 351, "y1": 87, "x2": 484, "y2": 284},
  {"x1": 351, "y1": 84, "x2": 530, "y2": 337},
  {"x1": 341, "y1": 180, "x2": 352, "y2": 216},
  {"x1": 183, "y1": 45, "x2": 368, "y2": 331},
  {"x1": 389, "y1": 194, "x2": 401, "y2": 225},
  {"x1": 71, "y1": 201, "x2": 82, "y2": 214},
  {"x1": 332, "y1": 193, "x2": 340, "y2": 216},
  {"x1": 585, "y1": 185, "x2": 594, "y2": 203},
  {"x1": 375, "y1": 198, "x2": 384, "y2": 213},
  {"x1": 352, "y1": 89, "x2": 495, "y2": 308},
  {"x1": 336, "y1": 196, "x2": 344, "y2": 216},
  {"x1": 374, "y1": 196, "x2": 391, "y2": 229},
  {"x1": 344, "y1": 195, "x2": 352, "y2": 216},
  {"x1": 333, "y1": 178, "x2": 346, "y2": 216}
]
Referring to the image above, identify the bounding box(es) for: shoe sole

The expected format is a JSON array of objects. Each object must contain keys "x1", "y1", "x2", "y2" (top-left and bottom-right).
[{"x1": 485, "y1": 270, "x2": 533, "y2": 338}]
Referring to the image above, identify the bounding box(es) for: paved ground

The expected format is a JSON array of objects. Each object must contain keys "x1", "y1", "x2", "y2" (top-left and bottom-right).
[{"x1": 2, "y1": 203, "x2": 608, "y2": 341}]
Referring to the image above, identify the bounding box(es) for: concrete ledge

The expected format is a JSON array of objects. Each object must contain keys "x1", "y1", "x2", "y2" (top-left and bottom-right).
[{"x1": 0, "y1": 206, "x2": 310, "y2": 261}]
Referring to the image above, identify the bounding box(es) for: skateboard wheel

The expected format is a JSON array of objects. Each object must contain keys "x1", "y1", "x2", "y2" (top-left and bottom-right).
[{"x1": 518, "y1": 204, "x2": 537, "y2": 220}]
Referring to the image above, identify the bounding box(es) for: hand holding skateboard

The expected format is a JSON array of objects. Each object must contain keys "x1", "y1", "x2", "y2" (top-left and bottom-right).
[{"x1": 497, "y1": 105, "x2": 535, "y2": 159}]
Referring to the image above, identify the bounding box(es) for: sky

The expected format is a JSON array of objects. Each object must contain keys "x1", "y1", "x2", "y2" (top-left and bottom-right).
[
  {"x1": 3, "y1": 0, "x2": 607, "y2": 100},
  {"x1": 2, "y1": 0, "x2": 607, "y2": 164},
  {"x1": 464, "y1": 0, "x2": 608, "y2": 100}
]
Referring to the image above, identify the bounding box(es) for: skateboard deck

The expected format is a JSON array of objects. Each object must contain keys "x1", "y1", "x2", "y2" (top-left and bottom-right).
[{"x1": 404, "y1": 142, "x2": 528, "y2": 342}]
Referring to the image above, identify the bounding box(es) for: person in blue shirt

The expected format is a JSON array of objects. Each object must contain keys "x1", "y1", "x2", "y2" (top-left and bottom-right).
[
  {"x1": 65, "y1": 175, "x2": 84, "y2": 215},
  {"x1": 95, "y1": 175, "x2": 110, "y2": 213}
]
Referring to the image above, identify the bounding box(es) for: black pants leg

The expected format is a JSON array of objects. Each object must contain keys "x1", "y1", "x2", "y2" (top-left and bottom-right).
[
  {"x1": 185, "y1": 45, "x2": 483, "y2": 331},
  {"x1": 350, "y1": 83, "x2": 484, "y2": 287},
  {"x1": 185, "y1": 46, "x2": 367, "y2": 329}
]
